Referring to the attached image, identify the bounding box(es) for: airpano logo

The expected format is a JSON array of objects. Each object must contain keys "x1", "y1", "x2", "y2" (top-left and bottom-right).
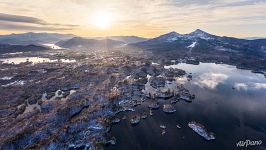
[{"x1": 236, "y1": 140, "x2": 262, "y2": 147}]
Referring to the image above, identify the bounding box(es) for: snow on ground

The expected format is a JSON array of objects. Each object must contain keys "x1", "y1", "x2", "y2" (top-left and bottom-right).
[
  {"x1": 2, "y1": 80, "x2": 25, "y2": 87},
  {"x1": 0, "y1": 76, "x2": 13, "y2": 80},
  {"x1": 188, "y1": 42, "x2": 197, "y2": 48}
]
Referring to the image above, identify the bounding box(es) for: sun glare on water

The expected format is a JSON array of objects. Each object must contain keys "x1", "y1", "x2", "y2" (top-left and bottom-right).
[{"x1": 92, "y1": 11, "x2": 113, "y2": 29}]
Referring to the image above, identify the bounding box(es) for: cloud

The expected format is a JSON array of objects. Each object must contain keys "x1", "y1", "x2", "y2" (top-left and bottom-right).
[
  {"x1": 0, "y1": 13, "x2": 78, "y2": 27},
  {"x1": 193, "y1": 73, "x2": 229, "y2": 89},
  {"x1": 234, "y1": 82, "x2": 266, "y2": 90},
  {"x1": 170, "y1": 0, "x2": 265, "y2": 8},
  {"x1": 0, "y1": 0, "x2": 266, "y2": 37},
  {"x1": 254, "y1": 83, "x2": 266, "y2": 89},
  {"x1": 0, "y1": 21, "x2": 73, "y2": 31},
  {"x1": 0, "y1": 13, "x2": 78, "y2": 32},
  {"x1": 214, "y1": 0, "x2": 266, "y2": 8},
  {"x1": 234, "y1": 83, "x2": 248, "y2": 90},
  {"x1": 0, "y1": 13, "x2": 45, "y2": 24}
]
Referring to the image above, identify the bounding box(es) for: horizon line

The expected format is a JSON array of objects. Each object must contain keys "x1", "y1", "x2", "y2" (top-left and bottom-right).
[{"x1": 1, "y1": 29, "x2": 266, "y2": 39}]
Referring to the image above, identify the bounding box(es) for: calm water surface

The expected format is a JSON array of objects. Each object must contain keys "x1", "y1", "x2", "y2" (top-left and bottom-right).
[
  {"x1": 106, "y1": 63, "x2": 266, "y2": 150},
  {"x1": 0, "y1": 57, "x2": 76, "y2": 64}
]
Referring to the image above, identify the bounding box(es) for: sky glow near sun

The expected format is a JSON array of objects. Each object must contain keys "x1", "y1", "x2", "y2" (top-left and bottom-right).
[
  {"x1": 0, "y1": 0, "x2": 266, "y2": 38},
  {"x1": 91, "y1": 11, "x2": 114, "y2": 29}
]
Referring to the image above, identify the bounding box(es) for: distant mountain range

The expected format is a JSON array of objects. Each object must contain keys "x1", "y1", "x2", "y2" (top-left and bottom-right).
[
  {"x1": 130, "y1": 29, "x2": 266, "y2": 56},
  {"x1": 56, "y1": 36, "x2": 148, "y2": 50},
  {"x1": 0, "y1": 32, "x2": 75, "y2": 45},
  {"x1": 0, "y1": 44, "x2": 48, "y2": 54},
  {"x1": 89, "y1": 36, "x2": 148, "y2": 44},
  {"x1": 105, "y1": 36, "x2": 148, "y2": 44},
  {"x1": 56, "y1": 37, "x2": 125, "y2": 50},
  {"x1": 0, "y1": 30, "x2": 266, "y2": 56},
  {"x1": 0, "y1": 32, "x2": 147, "y2": 45},
  {"x1": 245, "y1": 37, "x2": 266, "y2": 40}
]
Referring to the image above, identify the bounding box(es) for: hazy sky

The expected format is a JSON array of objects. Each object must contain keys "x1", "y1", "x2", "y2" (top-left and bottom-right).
[{"x1": 0, "y1": 0, "x2": 266, "y2": 37}]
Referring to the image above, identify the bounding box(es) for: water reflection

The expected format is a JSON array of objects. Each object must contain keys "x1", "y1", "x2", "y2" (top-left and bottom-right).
[
  {"x1": 234, "y1": 82, "x2": 266, "y2": 90},
  {"x1": 106, "y1": 63, "x2": 266, "y2": 150},
  {"x1": 43, "y1": 43, "x2": 63, "y2": 49},
  {"x1": 0, "y1": 57, "x2": 54, "y2": 64},
  {"x1": 193, "y1": 73, "x2": 228, "y2": 89}
]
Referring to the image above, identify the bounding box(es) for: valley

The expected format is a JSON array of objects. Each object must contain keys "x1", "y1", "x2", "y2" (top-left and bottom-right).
[{"x1": 0, "y1": 30, "x2": 266, "y2": 150}]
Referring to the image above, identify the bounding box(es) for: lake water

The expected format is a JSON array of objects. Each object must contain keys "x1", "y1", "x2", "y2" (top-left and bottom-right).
[
  {"x1": 42, "y1": 43, "x2": 63, "y2": 49},
  {"x1": 106, "y1": 63, "x2": 266, "y2": 150},
  {"x1": 0, "y1": 57, "x2": 76, "y2": 64}
]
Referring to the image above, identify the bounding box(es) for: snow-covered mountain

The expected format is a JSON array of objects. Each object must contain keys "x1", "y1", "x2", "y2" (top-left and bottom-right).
[
  {"x1": 131, "y1": 29, "x2": 266, "y2": 56},
  {"x1": 136, "y1": 29, "x2": 215, "y2": 44},
  {"x1": 142, "y1": 31, "x2": 184, "y2": 43},
  {"x1": 185, "y1": 29, "x2": 216, "y2": 40},
  {"x1": 155, "y1": 31, "x2": 184, "y2": 42}
]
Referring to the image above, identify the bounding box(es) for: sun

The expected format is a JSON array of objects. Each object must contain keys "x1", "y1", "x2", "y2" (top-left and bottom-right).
[{"x1": 92, "y1": 11, "x2": 112, "y2": 29}]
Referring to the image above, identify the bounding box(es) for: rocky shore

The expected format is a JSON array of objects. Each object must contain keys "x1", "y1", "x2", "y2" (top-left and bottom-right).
[
  {"x1": 0, "y1": 49, "x2": 193, "y2": 149},
  {"x1": 1, "y1": 47, "x2": 264, "y2": 149}
]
